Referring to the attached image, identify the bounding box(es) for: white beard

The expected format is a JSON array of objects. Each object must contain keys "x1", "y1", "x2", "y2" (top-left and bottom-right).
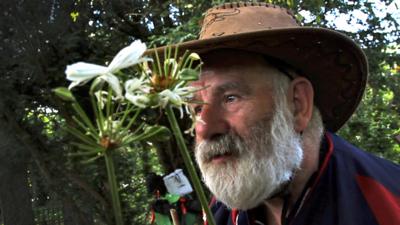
[{"x1": 195, "y1": 101, "x2": 303, "y2": 210}]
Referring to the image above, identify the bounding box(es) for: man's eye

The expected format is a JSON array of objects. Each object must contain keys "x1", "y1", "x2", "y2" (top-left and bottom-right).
[
  {"x1": 193, "y1": 105, "x2": 202, "y2": 114},
  {"x1": 225, "y1": 95, "x2": 238, "y2": 103}
]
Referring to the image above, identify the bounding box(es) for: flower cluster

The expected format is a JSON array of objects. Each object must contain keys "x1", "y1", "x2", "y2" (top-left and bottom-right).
[
  {"x1": 55, "y1": 40, "x2": 202, "y2": 159},
  {"x1": 65, "y1": 40, "x2": 149, "y2": 99},
  {"x1": 65, "y1": 40, "x2": 201, "y2": 112},
  {"x1": 54, "y1": 40, "x2": 216, "y2": 225}
]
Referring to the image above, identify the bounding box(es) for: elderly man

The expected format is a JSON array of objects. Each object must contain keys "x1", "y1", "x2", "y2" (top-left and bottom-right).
[{"x1": 160, "y1": 2, "x2": 400, "y2": 225}]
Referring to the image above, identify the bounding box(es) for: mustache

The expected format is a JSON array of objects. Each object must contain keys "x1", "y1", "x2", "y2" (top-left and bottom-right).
[{"x1": 195, "y1": 132, "x2": 245, "y2": 163}]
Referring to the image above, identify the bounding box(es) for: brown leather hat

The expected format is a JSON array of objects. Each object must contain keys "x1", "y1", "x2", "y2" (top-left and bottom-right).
[{"x1": 151, "y1": 2, "x2": 368, "y2": 132}]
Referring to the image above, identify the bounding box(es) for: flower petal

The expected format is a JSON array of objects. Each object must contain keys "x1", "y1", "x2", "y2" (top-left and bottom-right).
[
  {"x1": 125, "y1": 77, "x2": 151, "y2": 95},
  {"x1": 174, "y1": 86, "x2": 197, "y2": 101},
  {"x1": 68, "y1": 81, "x2": 82, "y2": 90},
  {"x1": 159, "y1": 89, "x2": 182, "y2": 106},
  {"x1": 99, "y1": 73, "x2": 122, "y2": 99},
  {"x1": 107, "y1": 40, "x2": 148, "y2": 72},
  {"x1": 65, "y1": 62, "x2": 108, "y2": 89},
  {"x1": 125, "y1": 78, "x2": 144, "y2": 92},
  {"x1": 125, "y1": 92, "x2": 150, "y2": 108}
]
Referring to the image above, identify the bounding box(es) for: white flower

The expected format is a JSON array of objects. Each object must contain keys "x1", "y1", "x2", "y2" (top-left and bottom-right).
[
  {"x1": 124, "y1": 77, "x2": 151, "y2": 108},
  {"x1": 185, "y1": 114, "x2": 205, "y2": 136},
  {"x1": 107, "y1": 40, "x2": 151, "y2": 72},
  {"x1": 159, "y1": 89, "x2": 182, "y2": 108},
  {"x1": 173, "y1": 85, "x2": 197, "y2": 99},
  {"x1": 65, "y1": 40, "x2": 150, "y2": 98},
  {"x1": 94, "y1": 91, "x2": 108, "y2": 109},
  {"x1": 124, "y1": 77, "x2": 149, "y2": 93},
  {"x1": 66, "y1": 62, "x2": 108, "y2": 89},
  {"x1": 96, "y1": 73, "x2": 122, "y2": 97},
  {"x1": 157, "y1": 83, "x2": 199, "y2": 108},
  {"x1": 125, "y1": 94, "x2": 150, "y2": 108}
]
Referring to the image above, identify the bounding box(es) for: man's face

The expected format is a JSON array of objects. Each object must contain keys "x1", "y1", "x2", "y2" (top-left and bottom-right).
[
  {"x1": 192, "y1": 51, "x2": 276, "y2": 143},
  {"x1": 191, "y1": 50, "x2": 303, "y2": 210}
]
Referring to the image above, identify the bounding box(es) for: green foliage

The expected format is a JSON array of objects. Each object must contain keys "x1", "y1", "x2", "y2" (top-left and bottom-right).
[{"x1": 339, "y1": 53, "x2": 400, "y2": 164}]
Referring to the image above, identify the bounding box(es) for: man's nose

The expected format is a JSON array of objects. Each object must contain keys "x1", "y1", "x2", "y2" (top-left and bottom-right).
[{"x1": 195, "y1": 103, "x2": 229, "y2": 142}]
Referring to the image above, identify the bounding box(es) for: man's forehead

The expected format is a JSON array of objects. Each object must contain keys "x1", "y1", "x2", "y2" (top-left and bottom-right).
[
  {"x1": 190, "y1": 79, "x2": 205, "y2": 88},
  {"x1": 198, "y1": 49, "x2": 301, "y2": 81},
  {"x1": 192, "y1": 66, "x2": 248, "y2": 87},
  {"x1": 189, "y1": 72, "x2": 235, "y2": 90},
  {"x1": 190, "y1": 64, "x2": 270, "y2": 99}
]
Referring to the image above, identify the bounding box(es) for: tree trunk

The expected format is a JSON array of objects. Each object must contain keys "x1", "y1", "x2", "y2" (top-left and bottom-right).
[{"x1": 0, "y1": 113, "x2": 34, "y2": 225}]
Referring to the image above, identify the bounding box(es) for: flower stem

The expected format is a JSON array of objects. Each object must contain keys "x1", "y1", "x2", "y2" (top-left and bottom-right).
[
  {"x1": 104, "y1": 150, "x2": 123, "y2": 225},
  {"x1": 165, "y1": 105, "x2": 216, "y2": 225}
]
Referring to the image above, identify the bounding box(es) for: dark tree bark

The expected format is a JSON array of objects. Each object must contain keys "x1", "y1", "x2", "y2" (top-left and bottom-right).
[{"x1": 0, "y1": 107, "x2": 34, "y2": 225}]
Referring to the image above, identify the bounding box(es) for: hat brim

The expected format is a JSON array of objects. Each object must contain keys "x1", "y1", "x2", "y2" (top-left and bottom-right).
[{"x1": 148, "y1": 27, "x2": 368, "y2": 132}]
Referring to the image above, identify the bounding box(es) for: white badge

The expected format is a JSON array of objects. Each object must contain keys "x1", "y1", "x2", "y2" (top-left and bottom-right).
[{"x1": 163, "y1": 169, "x2": 193, "y2": 196}]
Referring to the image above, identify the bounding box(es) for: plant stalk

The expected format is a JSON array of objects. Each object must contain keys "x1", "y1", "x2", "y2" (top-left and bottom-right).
[
  {"x1": 165, "y1": 106, "x2": 216, "y2": 225},
  {"x1": 104, "y1": 150, "x2": 123, "y2": 225}
]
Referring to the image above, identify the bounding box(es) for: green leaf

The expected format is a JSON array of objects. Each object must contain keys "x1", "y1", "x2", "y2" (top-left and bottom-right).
[
  {"x1": 80, "y1": 155, "x2": 102, "y2": 164},
  {"x1": 70, "y1": 11, "x2": 79, "y2": 22},
  {"x1": 71, "y1": 102, "x2": 98, "y2": 136},
  {"x1": 65, "y1": 125, "x2": 98, "y2": 147},
  {"x1": 120, "y1": 124, "x2": 171, "y2": 146},
  {"x1": 90, "y1": 77, "x2": 105, "y2": 94},
  {"x1": 142, "y1": 125, "x2": 171, "y2": 142},
  {"x1": 70, "y1": 142, "x2": 102, "y2": 153},
  {"x1": 53, "y1": 87, "x2": 76, "y2": 101},
  {"x1": 178, "y1": 68, "x2": 199, "y2": 81}
]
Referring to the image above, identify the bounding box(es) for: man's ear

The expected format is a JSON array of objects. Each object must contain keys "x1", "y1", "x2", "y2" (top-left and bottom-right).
[{"x1": 287, "y1": 77, "x2": 314, "y2": 133}]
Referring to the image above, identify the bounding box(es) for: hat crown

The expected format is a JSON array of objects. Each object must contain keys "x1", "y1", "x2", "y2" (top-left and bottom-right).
[{"x1": 200, "y1": 3, "x2": 299, "y2": 39}]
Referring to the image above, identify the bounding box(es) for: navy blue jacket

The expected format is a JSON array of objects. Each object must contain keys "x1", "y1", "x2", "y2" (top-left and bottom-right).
[{"x1": 208, "y1": 132, "x2": 400, "y2": 225}]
